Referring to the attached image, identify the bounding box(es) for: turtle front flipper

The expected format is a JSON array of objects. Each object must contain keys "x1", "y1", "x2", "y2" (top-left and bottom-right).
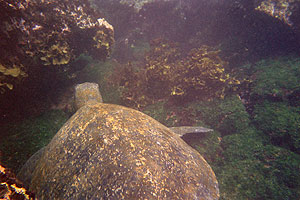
[{"x1": 169, "y1": 126, "x2": 213, "y2": 137}]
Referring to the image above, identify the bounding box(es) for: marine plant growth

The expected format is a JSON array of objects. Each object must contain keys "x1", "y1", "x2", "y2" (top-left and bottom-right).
[
  {"x1": 196, "y1": 57, "x2": 300, "y2": 200},
  {"x1": 117, "y1": 38, "x2": 243, "y2": 108},
  {"x1": 250, "y1": 57, "x2": 300, "y2": 153},
  {"x1": 0, "y1": 110, "x2": 68, "y2": 172},
  {"x1": 140, "y1": 56, "x2": 300, "y2": 200},
  {"x1": 0, "y1": 0, "x2": 114, "y2": 93}
]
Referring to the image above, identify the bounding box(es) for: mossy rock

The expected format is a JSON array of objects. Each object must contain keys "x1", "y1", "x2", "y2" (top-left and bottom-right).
[
  {"x1": 189, "y1": 95, "x2": 250, "y2": 135},
  {"x1": 0, "y1": 110, "x2": 69, "y2": 172},
  {"x1": 19, "y1": 82, "x2": 219, "y2": 200}
]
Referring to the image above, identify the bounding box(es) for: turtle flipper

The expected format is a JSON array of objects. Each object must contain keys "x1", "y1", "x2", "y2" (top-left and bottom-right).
[{"x1": 169, "y1": 126, "x2": 213, "y2": 137}]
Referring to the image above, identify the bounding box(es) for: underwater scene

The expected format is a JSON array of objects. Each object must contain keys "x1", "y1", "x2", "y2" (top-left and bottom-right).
[{"x1": 0, "y1": 0, "x2": 300, "y2": 199}]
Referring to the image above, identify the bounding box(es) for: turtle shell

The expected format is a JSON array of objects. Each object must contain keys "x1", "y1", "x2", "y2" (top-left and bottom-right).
[{"x1": 29, "y1": 103, "x2": 219, "y2": 199}]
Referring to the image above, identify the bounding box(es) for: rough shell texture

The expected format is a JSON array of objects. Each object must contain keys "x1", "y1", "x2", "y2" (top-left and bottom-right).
[
  {"x1": 17, "y1": 147, "x2": 45, "y2": 189},
  {"x1": 29, "y1": 103, "x2": 219, "y2": 199}
]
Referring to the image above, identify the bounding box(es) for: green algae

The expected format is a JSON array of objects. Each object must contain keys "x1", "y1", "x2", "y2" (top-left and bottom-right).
[{"x1": 0, "y1": 110, "x2": 68, "y2": 172}]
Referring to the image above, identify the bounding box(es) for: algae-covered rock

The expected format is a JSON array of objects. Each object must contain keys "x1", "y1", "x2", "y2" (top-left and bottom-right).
[
  {"x1": 255, "y1": 0, "x2": 300, "y2": 26},
  {"x1": 0, "y1": 164, "x2": 35, "y2": 199},
  {"x1": 0, "y1": 0, "x2": 114, "y2": 93},
  {"x1": 20, "y1": 82, "x2": 219, "y2": 200}
]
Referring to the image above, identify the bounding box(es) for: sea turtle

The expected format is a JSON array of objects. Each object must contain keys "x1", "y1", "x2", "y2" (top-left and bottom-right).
[{"x1": 18, "y1": 82, "x2": 219, "y2": 200}]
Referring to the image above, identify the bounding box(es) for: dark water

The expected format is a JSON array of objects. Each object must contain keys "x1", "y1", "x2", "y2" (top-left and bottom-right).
[{"x1": 0, "y1": 0, "x2": 300, "y2": 199}]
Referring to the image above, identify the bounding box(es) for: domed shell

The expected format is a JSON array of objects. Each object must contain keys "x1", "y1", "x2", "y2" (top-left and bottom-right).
[{"x1": 29, "y1": 103, "x2": 219, "y2": 199}]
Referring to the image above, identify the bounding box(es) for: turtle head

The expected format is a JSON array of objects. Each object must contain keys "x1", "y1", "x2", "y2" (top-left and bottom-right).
[{"x1": 74, "y1": 82, "x2": 103, "y2": 110}]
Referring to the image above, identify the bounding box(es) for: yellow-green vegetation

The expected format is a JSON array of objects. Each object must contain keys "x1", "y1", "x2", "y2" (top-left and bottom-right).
[
  {"x1": 189, "y1": 57, "x2": 300, "y2": 200},
  {"x1": 249, "y1": 57, "x2": 300, "y2": 153},
  {"x1": 216, "y1": 131, "x2": 300, "y2": 200},
  {"x1": 0, "y1": 63, "x2": 27, "y2": 93},
  {"x1": 250, "y1": 57, "x2": 300, "y2": 100},
  {"x1": 0, "y1": 0, "x2": 114, "y2": 94},
  {"x1": 132, "y1": 56, "x2": 300, "y2": 200},
  {"x1": 0, "y1": 64, "x2": 26, "y2": 78},
  {"x1": 0, "y1": 164, "x2": 35, "y2": 200},
  {"x1": 40, "y1": 42, "x2": 72, "y2": 66},
  {"x1": 167, "y1": 45, "x2": 241, "y2": 99},
  {"x1": 91, "y1": 20, "x2": 115, "y2": 59},
  {"x1": 255, "y1": 0, "x2": 294, "y2": 25},
  {"x1": 94, "y1": 29, "x2": 113, "y2": 50},
  {"x1": 178, "y1": 94, "x2": 300, "y2": 200},
  {"x1": 142, "y1": 102, "x2": 178, "y2": 127},
  {"x1": 0, "y1": 110, "x2": 68, "y2": 172},
  {"x1": 188, "y1": 95, "x2": 250, "y2": 135},
  {"x1": 117, "y1": 39, "x2": 243, "y2": 108},
  {"x1": 254, "y1": 101, "x2": 300, "y2": 152}
]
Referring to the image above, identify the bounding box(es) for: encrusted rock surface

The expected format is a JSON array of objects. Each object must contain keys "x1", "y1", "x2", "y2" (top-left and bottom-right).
[{"x1": 0, "y1": 0, "x2": 114, "y2": 93}]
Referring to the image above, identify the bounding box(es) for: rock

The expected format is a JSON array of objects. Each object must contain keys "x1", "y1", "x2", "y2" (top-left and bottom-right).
[
  {"x1": 0, "y1": 164, "x2": 35, "y2": 199},
  {"x1": 255, "y1": 0, "x2": 299, "y2": 27},
  {"x1": 0, "y1": 0, "x2": 114, "y2": 93}
]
